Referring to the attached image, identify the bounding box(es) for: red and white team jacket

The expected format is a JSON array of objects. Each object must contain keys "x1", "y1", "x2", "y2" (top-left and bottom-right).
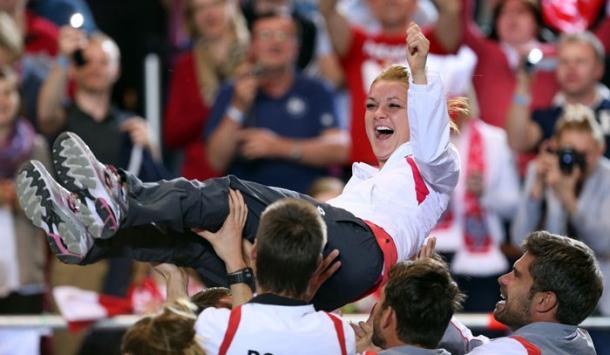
[
  {"x1": 328, "y1": 73, "x2": 460, "y2": 262},
  {"x1": 195, "y1": 294, "x2": 356, "y2": 355}
]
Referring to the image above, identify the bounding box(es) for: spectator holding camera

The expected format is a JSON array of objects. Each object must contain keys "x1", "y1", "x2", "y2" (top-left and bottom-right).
[
  {"x1": 506, "y1": 31, "x2": 610, "y2": 157},
  {"x1": 512, "y1": 104, "x2": 610, "y2": 315},
  {"x1": 37, "y1": 26, "x2": 167, "y2": 180}
]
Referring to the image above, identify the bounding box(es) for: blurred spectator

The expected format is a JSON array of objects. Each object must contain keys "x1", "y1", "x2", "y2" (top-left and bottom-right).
[
  {"x1": 0, "y1": 0, "x2": 60, "y2": 125},
  {"x1": 433, "y1": 91, "x2": 519, "y2": 312},
  {"x1": 354, "y1": 259, "x2": 464, "y2": 354},
  {"x1": 459, "y1": 0, "x2": 559, "y2": 129},
  {"x1": 512, "y1": 104, "x2": 610, "y2": 317},
  {"x1": 241, "y1": 0, "x2": 344, "y2": 87},
  {"x1": 320, "y1": 0, "x2": 461, "y2": 165},
  {"x1": 164, "y1": 0, "x2": 249, "y2": 180},
  {"x1": 28, "y1": 0, "x2": 97, "y2": 33},
  {"x1": 337, "y1": 0, "x2": 439, "y2": 33},
  {"x1": 205, "y1": 12, "x2": 349, "y2": 193},
  {"x1": 0, "y1": 0, "x2": 58, "y2": 56},
  {"x1": 86, "y1": 0, "x2": 167, "y2": 113},
  {"x1": 0, "y1": 66, "x2": 50, "y2": 355},
  {"x1": 37, "y1": 27, "x2": 167, "y2": 180},
  {"x1": 309, "y1": 176, "x2": 345, "y2": 202},
  {"x1": 506, "y1": 31, "x2": 610, "y2": 158},
  {"x1": 0, "y1": 12, "x2": 22, "y2": 67}
]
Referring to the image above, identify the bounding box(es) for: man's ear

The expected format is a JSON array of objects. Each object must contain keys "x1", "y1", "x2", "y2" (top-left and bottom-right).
[
  {"x1": 380, "y1": 306, "x2": 394, "y2": 330},
  {"x1": 535, "y1": 290, "x2": 558, "y2": 314}
]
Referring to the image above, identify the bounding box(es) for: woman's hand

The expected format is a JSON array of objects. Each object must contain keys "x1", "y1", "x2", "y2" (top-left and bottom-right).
[{"x1": 405, "y1": 22, "x2": 430, "y2": 85}]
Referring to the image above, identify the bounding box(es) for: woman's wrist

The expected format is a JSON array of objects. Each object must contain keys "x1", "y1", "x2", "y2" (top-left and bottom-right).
[{"x1": 411, "y1": 70, "x2": 427, "y2": 85}]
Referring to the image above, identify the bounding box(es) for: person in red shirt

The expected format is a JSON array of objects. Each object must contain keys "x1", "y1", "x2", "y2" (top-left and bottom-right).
[
  {"x1": 164, "y1": 0, "x2": 249, "y2": 180},
  {"x1": 460, "y1": 0, "x2": 558, "y2": 129},
  {"x1": 320, "y1": 0, "x2": 461, "y2": 165}
]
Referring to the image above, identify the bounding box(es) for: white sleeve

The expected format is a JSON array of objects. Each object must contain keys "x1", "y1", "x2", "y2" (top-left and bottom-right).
[
  {"x1": 195, "y1": 307, "x2": 231, "y2": 354},
  {"x1": 408, "y1": 72, "x2": 460, "y2": 194},
  {"x1": 467, "y1": 337, "x2": 528, "y2": 355}
]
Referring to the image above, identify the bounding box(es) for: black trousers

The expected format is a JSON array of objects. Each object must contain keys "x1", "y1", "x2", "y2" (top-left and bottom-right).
[{"x1": 82, "y1": 174, "x2": 383, "y2": 311}]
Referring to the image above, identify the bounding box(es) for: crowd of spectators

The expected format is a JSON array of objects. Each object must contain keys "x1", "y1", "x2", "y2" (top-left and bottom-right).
[{"x1": 2, "y1": 0, "x2": 610, "y2": 354}]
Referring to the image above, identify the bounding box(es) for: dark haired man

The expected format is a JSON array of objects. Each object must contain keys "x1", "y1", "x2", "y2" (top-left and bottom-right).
[
  {"x1": 441, "y1": 231, "x2": 602, "y2": 354},
  {"x1": 194, "y1": 197, "x2": 355, "y2": 354},
  {"x1": 360, "y1": 258, "x2": 463, "y2": 354}
]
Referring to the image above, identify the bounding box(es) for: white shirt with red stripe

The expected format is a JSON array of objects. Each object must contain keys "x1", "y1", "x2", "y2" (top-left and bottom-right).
[
  {"x1": 195, "y1": 294, "x2": 356, "y2": 355},
  {"x1": 328, "y1": 72, "x2": 459, "y2": 262}
]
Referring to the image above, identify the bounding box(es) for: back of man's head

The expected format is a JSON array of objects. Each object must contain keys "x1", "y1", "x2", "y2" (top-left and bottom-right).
[
  {"x1": 383, "y1": 258, "x2": 463, "y2": 349},
  {"x1": 524, "y1": 231, "x2": 603, "y2": 325},
  {"x1": 255, "y1": 198, "x2": 326, "y2": 298}
]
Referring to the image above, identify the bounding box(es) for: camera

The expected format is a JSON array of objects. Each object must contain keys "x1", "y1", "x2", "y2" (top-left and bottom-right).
[
  {"x1": 524, "y1": 48, "x2": 557, "y2": 74},
  {"x1": 556, "y1": 148, "x2": 586, "y2": 175}
]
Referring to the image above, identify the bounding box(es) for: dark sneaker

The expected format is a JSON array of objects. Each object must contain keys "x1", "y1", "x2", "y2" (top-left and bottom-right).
[
  {"x1": 16, "y1": 160, "x2": 94, "y2": 264},
  {"x1": 52, "y1": 132, "x2": 127, "y2": 239}
]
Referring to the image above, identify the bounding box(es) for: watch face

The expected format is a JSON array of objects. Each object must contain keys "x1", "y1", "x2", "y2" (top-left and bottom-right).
[{"x1": 228, "y1": 267, "x2": 256, "y2": 291}]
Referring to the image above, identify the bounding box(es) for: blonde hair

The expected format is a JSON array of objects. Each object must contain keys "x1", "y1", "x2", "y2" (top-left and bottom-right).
[
  {"x1": 185, "y1": 0, "x2": 250, "y2": 104},
  {"x1": 372, "y1": 65, "x2": 469, "y2": 131},
  {"x1": 122, "y1": 299, "x2": 205, "y2": 355},
  {"x1": 555, "y1": 104, "x2": 604, "y2": 146}
]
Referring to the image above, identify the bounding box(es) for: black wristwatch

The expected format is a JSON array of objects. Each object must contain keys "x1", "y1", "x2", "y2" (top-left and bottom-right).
[{"x1": 227, "y1": 267, "x2": 256, "y2": 292}]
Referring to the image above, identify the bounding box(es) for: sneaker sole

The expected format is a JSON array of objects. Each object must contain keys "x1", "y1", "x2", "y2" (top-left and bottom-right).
[
  {"x1": 52, "y1": 132, "x2": 120, "y2": 239},
  {"x1": 16, "y1": 161, "x2": 93, "y2": 264}
]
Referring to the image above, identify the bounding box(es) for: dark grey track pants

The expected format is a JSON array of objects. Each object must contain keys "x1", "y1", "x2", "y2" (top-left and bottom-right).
[{"x1": 82, "y1": 174, "x2": 383, "y2": 311}]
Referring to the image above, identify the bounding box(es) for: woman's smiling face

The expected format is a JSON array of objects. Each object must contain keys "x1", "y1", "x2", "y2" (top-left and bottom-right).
[{"x1": 365, "y1": 80, "x2": 410, "y2": 166}]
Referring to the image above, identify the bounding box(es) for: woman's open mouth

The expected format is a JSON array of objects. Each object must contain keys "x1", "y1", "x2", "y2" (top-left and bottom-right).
[{"x1": 375, "y1": 125, "x2": 394, "y2": 140}]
